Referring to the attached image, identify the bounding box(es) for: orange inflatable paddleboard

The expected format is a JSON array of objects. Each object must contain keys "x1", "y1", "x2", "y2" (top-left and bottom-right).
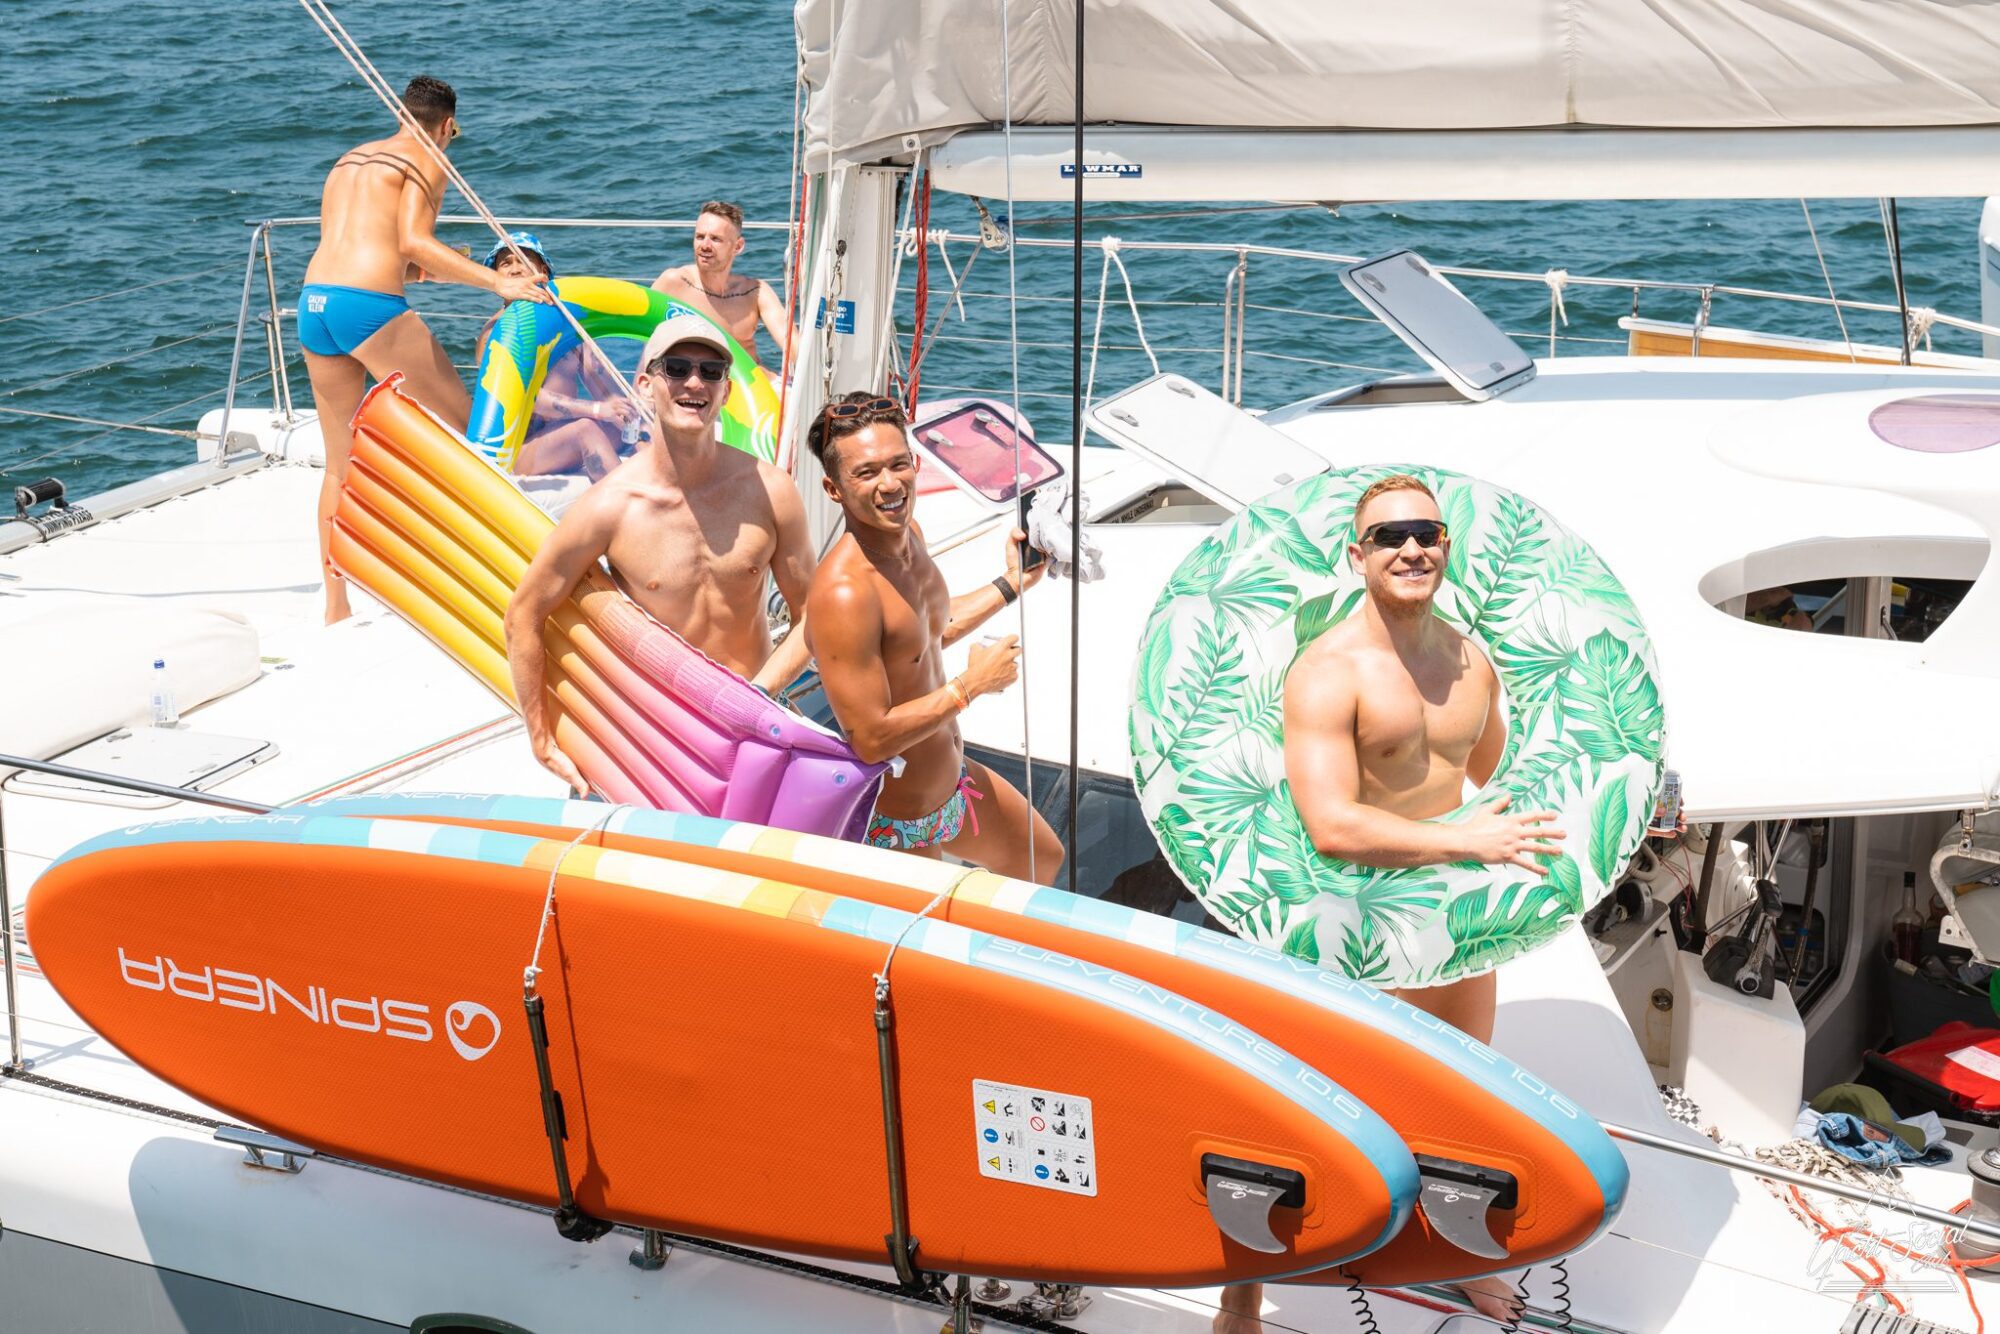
[
  {"x1": 28, "y1": 812, "x2": 1418, "y2": 1286},
  {"x1": 324, "y1": 792, "x2": 1628, "y2": 1285}
]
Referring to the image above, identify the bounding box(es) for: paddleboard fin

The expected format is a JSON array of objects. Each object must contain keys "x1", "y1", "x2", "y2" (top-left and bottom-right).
[
  {"x1": 1414, "y1": 1155, "x2": 1517, "y2": 1261},
  {"x1": 1201, "y1": 1154, "x2": 1307, "y2": 1255}
]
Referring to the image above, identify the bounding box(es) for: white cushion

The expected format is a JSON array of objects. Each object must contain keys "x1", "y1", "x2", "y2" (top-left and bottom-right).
[{"x1": 0, "y1": 605, "x2": 261, "y2": 765}]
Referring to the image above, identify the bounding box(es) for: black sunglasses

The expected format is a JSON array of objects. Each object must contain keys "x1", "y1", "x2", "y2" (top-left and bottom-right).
[
  {"x1": 824, "y1": 396, "x2": 902, "y2": 421},
  {"x1": 647, "y1": 355, "x2": 729, "y2": 383},
  {"x1": 1357, "y1": 519, "x2": 1448, "y2": 549}
]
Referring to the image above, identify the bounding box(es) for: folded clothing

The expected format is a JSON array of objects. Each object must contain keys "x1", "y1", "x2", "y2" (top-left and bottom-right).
[{"x1": 1795, "y1": 1082, "x2": 1951, "y2": 1169}]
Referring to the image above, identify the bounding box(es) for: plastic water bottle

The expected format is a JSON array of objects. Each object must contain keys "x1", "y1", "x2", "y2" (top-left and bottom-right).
[{"x1": 150, "y1": 658, "x2": 178, "y2": 727}]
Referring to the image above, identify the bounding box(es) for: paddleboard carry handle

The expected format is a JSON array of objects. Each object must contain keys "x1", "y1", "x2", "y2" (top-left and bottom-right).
[{"x1": 524, "y1": 980, "x2": 613, "y2": 1243}]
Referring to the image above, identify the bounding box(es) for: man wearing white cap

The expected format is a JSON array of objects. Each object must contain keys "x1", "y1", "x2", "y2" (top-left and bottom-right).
[{"x1": 503, "y1": 311, "x2": 815, "y2": 796}]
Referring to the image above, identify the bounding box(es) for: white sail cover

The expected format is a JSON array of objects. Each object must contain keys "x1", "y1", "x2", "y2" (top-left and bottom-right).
[{"x1": 798, "y1": 0, "x2": 2000, "y2": 171}]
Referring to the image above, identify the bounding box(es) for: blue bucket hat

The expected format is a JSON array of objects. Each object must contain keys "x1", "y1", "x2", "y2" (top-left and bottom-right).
[{"x1": 483, "y1": 230, "x2": 553, "y2": 277}]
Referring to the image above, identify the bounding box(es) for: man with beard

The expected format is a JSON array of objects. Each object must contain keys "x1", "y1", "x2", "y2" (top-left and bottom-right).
[
  {"x1": 504, "y1": 313, "x2": 814, "y2": 796},
  {"x1": 804, "y1": 392, "x2": 1062, "y2": 883},
  {"x1": 650, "y1": 200, "x2": 788, "y2": 371}
]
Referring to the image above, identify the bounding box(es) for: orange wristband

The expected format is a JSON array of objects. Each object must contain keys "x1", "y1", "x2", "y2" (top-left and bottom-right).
[{"x1": 946, "y1": 678, "x2": 972, "y2": 713}]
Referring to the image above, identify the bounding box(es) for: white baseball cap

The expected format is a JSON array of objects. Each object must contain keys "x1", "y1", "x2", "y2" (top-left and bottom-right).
[{"x1": 640, "y1": 312, "x2": 732, "y2": 369}]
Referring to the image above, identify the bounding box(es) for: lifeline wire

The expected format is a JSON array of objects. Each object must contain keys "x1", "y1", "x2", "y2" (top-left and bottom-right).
[
  {"x1": 293, "y1": 0, "x2": 643, "y2": 418},
  {"x1": 0, "y1": 260, "x2": 241, "y2": 327}
]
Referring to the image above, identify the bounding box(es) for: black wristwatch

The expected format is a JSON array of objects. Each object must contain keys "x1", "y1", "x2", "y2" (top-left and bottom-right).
[{"x1": 993, "y1": 574, "x2": 1019, "y2": 605}]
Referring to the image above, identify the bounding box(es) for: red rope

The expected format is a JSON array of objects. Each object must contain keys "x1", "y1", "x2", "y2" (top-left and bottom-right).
[
  {"x1": 902, "y1": 165, "x2": 933, "y2": 417},
  {"x1": 1785, "y1": 1183, "x2": 1995, "y2": 1332}
]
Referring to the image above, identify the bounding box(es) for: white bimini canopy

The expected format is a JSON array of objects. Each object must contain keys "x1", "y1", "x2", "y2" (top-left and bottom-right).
[{"x1": 798, "y1": 0, "x2": 2000, "y2": 199}]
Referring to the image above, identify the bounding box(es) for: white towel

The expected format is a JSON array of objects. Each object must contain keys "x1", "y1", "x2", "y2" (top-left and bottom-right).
[{"x1": 1025, "y1": 479, "x2": 1104, "y2": 584}]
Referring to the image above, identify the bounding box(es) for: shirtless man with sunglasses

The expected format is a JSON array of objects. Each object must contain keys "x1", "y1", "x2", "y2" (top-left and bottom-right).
[
  {"x1": 1216, "y1": 475, "x2": 1562, "y2": 1331},
  {"x1": 504, "y1": 314, "x2": 814, "y2": 797},
  {"x1": 302, "y1": 75, "x2": 551, "y2": 625}
]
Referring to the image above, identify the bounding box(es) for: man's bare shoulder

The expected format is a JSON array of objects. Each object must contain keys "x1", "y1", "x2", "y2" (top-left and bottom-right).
[
  {"x1": 753, "y1": 457, "x2": 804, "y2": 508},
  {"x1": 553, "y1": 464, "x2": 651, "y2": 537},
  {"x1": 1287, "y1": 633, "x2": 1359, "y2": 685},
  {"x1": 1293, "y1": 617, "x2": 1370, "y2": 668},
  {"x1": 808, "y1": 540, "x2": 883, "y2": 612},
  {"x1": 650, "y1": 265, "x2": 693, "y2": 293}
]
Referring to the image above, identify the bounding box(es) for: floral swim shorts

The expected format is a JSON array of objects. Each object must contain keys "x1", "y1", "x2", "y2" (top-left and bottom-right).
[{"x1": 863, "y1": 765, "x2": 983, "y2": 851}]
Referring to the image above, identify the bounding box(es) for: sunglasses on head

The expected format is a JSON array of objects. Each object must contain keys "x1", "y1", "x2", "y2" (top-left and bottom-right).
[
  {"x1": 647, "y1": 354, "x2": 729, "y2": 383},
  {"x1": 1357, "y1": 519, "x2": 1447, "y2": 549},
  {"x1": 824, "y1": 396, "x2": 902, "y2": 422}
]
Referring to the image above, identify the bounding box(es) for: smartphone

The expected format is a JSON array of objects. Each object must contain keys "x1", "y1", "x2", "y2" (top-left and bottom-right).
[{"x1": 1015, "y1": 496, "x2": 1049, "y2": 572}]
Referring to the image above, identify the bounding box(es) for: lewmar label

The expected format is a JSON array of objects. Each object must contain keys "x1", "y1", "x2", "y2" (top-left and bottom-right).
[
  {"x1": 973, "y1": 1079, "x2": 1097, "y2": 1197},
  {"x1": 1060, "y1": 162, "x2": 1142, "y2": 180}
]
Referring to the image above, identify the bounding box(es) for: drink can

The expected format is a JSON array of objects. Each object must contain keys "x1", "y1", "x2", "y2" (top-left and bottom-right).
[{"x1": 1651, "y1": 769, "x2": 1682, "y2": 832}]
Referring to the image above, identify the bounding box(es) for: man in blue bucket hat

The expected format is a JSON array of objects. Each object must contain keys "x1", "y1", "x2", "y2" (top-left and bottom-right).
[
  {"x1": 483, "y1": 230, "x2": 553, "y2": 284},
  {"x1": 473, "y1": 233, "x2": 638, "y2": 480}
]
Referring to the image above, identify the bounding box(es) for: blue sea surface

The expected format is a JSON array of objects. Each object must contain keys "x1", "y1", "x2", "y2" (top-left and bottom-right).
[{"x1": 1, "y1": 0, "x2": 1988, "y2": 495}]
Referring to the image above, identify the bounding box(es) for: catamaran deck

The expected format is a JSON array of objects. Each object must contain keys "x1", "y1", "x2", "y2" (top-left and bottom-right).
[{"x1": 11, "y1": 350, "x2": 2000, "y2": 1330}]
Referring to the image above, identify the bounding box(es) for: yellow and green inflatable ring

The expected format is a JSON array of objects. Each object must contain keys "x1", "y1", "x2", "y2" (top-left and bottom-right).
[{"x1": 468, "y1": 276, "x2": 779, "y2": 468}]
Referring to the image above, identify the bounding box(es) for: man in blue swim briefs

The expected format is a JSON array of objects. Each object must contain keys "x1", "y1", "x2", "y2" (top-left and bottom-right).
[
  {"x1": 299, "y1": 74, "x2": 550, "y2": 624},
  {"x1": 804, "y1": 392, "x2": 1062, "y2": 884}
]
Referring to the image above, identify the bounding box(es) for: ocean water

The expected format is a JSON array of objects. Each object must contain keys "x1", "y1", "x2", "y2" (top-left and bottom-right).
[{"x1": 2, "y1": 0, "x2": 1989, "y2": 497}]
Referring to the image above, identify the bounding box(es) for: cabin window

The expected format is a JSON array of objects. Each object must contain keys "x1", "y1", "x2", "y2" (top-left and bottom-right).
[{"x1": 1729, "y1": 576, "x2": 1972, "y2": 642}]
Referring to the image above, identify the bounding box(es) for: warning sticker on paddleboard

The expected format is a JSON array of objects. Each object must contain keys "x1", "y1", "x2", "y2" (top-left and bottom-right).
[{"x1": 973, "y1": 1080, "x2": 1097, "y2": 1197}]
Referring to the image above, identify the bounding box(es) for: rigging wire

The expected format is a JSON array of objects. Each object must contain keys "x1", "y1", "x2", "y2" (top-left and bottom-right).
[
  {"x1": 878, "y1": 155, "x2": 927, "y2": 413},
  {"x1": 1880, "y1": 197, "x2": 1914, "y2": 367},
  {"x1": 293, "y1": 0, "x2": 643, "y2": 418},
  {"x1": 1066, "y1": 0, "x2": 1083, "y2": 893},
  {"x1": 1797, "y1": 200, "x2": 1856, "y2": 363}
]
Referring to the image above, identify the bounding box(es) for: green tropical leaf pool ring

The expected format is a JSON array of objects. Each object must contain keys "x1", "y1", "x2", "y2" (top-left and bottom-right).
[{"x1": 1131, "y1": 464, "x2": 1666, "y2": 988}]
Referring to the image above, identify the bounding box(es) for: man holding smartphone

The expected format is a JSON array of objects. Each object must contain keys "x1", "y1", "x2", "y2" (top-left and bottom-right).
[{"x1": 804, "y1": 392, "x2": 1062, "y2": 882}]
